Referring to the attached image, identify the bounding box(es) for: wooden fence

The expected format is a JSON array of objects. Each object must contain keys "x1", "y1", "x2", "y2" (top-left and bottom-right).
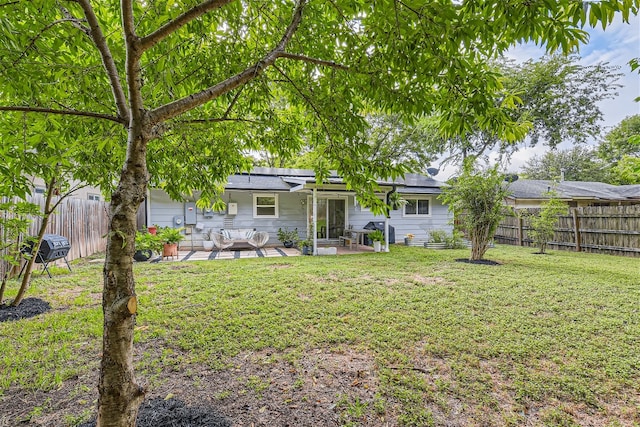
[
  {"x1": 495, "y1": 204, "x2": 640, "y2": 257},
  {"x1": 1, "y1": 195, "x2": 110, "y2": 279}
]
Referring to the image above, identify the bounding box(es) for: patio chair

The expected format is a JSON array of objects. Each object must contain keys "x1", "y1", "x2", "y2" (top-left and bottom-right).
[
  {"x1": 210, "y1": 232, "x2": 234, "y2": 252},
  {"x1": 247, "y1": 231, "x2": 269, "y2": 249}
]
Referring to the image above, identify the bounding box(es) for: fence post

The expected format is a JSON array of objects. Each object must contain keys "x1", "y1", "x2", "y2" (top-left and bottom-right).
[
  {"x1": 517, "y1": 216, "x2": 524, "y2": 246},
  {"x1": 572, "y1": 208, "x2": 581, "y2": 252}
]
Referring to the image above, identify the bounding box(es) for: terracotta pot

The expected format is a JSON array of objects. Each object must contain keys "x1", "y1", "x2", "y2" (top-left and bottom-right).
[
  {"x1": 148, "y1": 226, "x2": 157, "y2": 235},
  {"x1": 162, "y1": 243, "x2": 178, "y2": 259}
]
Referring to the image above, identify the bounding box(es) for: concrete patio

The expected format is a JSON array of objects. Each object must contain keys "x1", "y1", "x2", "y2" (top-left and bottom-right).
[{"x1": 148, "y1": 244, "x2": 374, "y2": 262}]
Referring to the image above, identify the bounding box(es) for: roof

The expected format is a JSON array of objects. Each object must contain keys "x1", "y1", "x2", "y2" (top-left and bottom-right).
[
  {"x1": 507, "y1": 180, "x2": 640, "y2": 202},
  {"x1": 224, "y1": 167, "x2": 445, "y2": 193}
]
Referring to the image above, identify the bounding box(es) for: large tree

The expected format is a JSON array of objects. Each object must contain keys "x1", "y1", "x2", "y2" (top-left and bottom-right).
[
  {"x1": 598, "y1": 115, "x2": 640, "y2": 184},
  {"x1": 430, "y1": 54, "x2": 623, "y2": 165},
  {"x1": 520, "y1": 146, "x2": 613, "y2": 182},
  {"x1": 1, "y1": 1, "x2": 638, "y2": 426}
]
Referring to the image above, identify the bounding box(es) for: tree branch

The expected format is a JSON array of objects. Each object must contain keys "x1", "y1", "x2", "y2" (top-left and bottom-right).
[
  {"x1": 278, "y1": 52, "x2": 349, "y2": 70},
  {"x1": 223, "y1": 87, "x2": 244, "y2": 119},
  {"x1": 120, "y1": 0, "x2": 145, "y2": 119},
  {"x1": 0, "y1": 106, "x2": 124, "y2": 124},
  {"x1": 175, "y1": 117, "x2": 261, "y2": 124},
  {"x1": 59, "y1": 7, "x2": 91, "y2": 37},
  {"x1": 149, "y1": 0, "x2": 307, "y2": 124},
  {"x1": 139, "y1": 0, "x2": 234, "y2": 52},
  {"x1": 75, "y1": 0, "x2": 130, "y2": 123}
]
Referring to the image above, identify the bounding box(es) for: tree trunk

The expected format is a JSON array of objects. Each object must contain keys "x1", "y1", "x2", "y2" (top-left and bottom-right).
[
  {"x1": 12, "y1": 176, "x2": 57, "y2": 306},
  {"x1": 96, "y1": 132, "x2": 148, "y2": 427}
]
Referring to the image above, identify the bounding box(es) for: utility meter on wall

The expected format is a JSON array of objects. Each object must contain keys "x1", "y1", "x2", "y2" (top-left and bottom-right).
[
  {"x1": 173, "y1": 215, "x2": 184, "y2": 227},
  {"x1": 184, "y1": 202, "x2": 197, "y2": 224}
]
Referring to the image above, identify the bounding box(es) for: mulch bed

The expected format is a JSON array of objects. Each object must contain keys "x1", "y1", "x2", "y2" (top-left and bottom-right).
[
  {"x1": 78, "y1": 398, "x2": 231, "y2": 427},
  {"x1": 0, "y1": 297, "x2": 51, "y2": 322},
  {"x1": 455, "y1": 258, "x2": 502, "y2": 266}
]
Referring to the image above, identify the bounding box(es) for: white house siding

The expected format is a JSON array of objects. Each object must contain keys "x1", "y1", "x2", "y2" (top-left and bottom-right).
[
  {"x1": 149, "y1": 190, "x2": 452, "y2": 248},
  {"x1": 149, "y1": 189, "x2": 310, "y2": 248}
]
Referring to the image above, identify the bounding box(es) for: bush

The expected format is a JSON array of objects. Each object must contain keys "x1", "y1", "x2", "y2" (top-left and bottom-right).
[{"x1": 439, "y1": 160, "x2": 511, "y2": 260}]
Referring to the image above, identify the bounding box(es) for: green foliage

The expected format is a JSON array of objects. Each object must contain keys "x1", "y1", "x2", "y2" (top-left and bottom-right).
[
  {"x1": 598, "y1": 115, "x2": 640, "y2": 184},
  {"x1": 439, "y1": 160, "x2": 511, "y2": 260},
  {"x1": 0, "y1": 200, "x2": 40, "y2": 303},
  {"x1": 613, "y1": 155, "x2": 640, "y2": 184},
  {"x1": 426, "y1": 55, "x2": 622, "y2": 164},
  {"x1": 523, "y1": 190, "x2": 568, "y2": 254},
  {"x1": 134, "y1": 230, "x2": 163, "y2": 254},
  {"x1": 368, "y1": 230, "x2": 385, "y2": 243},
  {"x1": 427, "y1": 229, "x2": 448, "y2": 243},
  {"x1": 521, "y1": 146, "x2": 613, "y2": 182},
  {"x1": 156, "y1": 227, "x2": 185, "y2": 244},
  {"x1": 276, "y1": 227, "x2": 299, "y2": 245},
  {"x1": 598, "y1": 114, "x2": 640, "y2": 163},
  {"x1": 446, "y1": 229, "x2": 467, "y2": 249}
]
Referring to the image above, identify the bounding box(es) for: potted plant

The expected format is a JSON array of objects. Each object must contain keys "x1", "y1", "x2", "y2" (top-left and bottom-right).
[
  {"x1": 388, "y1": 191, "x2": 407, "y2": 210},
  {"x1": 369, "y1": 229, "x2": 385, "y2": 252},
  {"x1": 201, "y1": 228, "x2": 215, "y2": 251},
  {"x1": 134, "y1": 230, "x2": 162, "y2": 261},
  {"x1": 404, "y1": 233, "x2": 415, "y2": 246},
  {"x1": 425, "y1": 229, "x2": 448, "y2": 249},
  {"x1": 147, "y1": 224, "x2": 158, "y2": 235},
  {"x1": 157, "y1": 226, "x2": 185, "y2": 259},
  {"x1": 277, "y1": 227, "x2": 298, "y2": 248},
  {"x1": 299, "y1": 239, "x2": 312, "y2": 255}
]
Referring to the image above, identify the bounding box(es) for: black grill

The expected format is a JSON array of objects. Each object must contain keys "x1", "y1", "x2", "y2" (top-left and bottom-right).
[
  {"x1": 20, "y1": 234, "x2": 72, "y2": 278},
  {"x1": 363, "y1": 221, "x2": 395, "y2": 244}
]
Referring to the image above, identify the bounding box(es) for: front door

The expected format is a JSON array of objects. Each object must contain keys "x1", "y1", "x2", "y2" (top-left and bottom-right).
[{"x1": 308, "y1": 198, "x2": 346, "y2": 240}]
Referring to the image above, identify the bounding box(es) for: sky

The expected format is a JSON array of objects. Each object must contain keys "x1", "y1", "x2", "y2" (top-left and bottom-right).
[{"x1": 436, "y1": 12, "x2": 640, "y2": 180}]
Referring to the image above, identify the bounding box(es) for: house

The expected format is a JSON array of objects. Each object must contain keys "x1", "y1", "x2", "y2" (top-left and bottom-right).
[
  {"x1": 30, "y1": 176, "x2": 103, "y2": 201},
  {"x1": 146, "y1": 167, "x2": 452, "y2": 251},
  {"x1": 505, "y1": 179, "x2": 640, "y2": 209}
]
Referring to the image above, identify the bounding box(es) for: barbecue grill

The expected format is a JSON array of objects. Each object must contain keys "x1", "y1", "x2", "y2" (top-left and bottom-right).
[
  {"x1": 20, "y1": 234, "x2": 72, "y2": 278},
  {"x1": 363, "y1": 221, "x2": 395, "y2": 245}
]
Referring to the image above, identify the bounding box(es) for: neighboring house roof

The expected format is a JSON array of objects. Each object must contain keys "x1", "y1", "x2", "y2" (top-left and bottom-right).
[
  {"x1": 223, "y1": 167, "x2": 445, "y2": 193},
  {"x1": 507, "y1": 180, "x2": 640, "y2": 202}
]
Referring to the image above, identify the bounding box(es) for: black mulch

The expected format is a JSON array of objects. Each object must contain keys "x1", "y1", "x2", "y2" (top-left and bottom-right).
[
  {"x1": 79, "y1": 398, "x2": 231, "y2": 427},
  {"x1": 0, "y1": 297, "x2": 51, "y2": 322},
  {"x1": 455, "y1": 258, "x2": 502, "y2": 266}
]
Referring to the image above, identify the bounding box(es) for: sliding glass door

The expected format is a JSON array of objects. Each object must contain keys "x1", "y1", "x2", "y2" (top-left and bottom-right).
[{"x1": 308, "y1": 197, "x2": 346, "y2": 240}]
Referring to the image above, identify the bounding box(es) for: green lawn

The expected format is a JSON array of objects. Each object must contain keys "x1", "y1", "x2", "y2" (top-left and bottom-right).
[{"x1": 1, "y1": 246, "x2": 638, "y2": 426}]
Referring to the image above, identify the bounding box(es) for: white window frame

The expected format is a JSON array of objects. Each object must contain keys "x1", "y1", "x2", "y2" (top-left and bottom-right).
[
  {"x1": 88, "y1": 194, "x2": 101, "y2": 201},
  {"x1": 34, "y1": 187, "x2": 46, "y2": 195},
  {"x1": 402, "y1": 196, "x2": 432, "y2": 217},
  {"x1": 253, "y1": 193, "x2": 279, "y2": 218}
]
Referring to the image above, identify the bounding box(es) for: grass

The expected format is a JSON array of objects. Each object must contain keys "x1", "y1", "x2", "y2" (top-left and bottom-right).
[{"x1": 1, "y1": 245, "x2": 639, "y2": 426}]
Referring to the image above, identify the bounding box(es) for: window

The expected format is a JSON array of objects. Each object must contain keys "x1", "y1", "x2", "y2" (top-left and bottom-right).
[
  {"x1": 88, "y1": 194, "x2": 101, "y2": 201},
  {"x1": 253, "y1": 193, "x2": 278, "y2": 218},
  {"x1": 34, "y1": 187, "x2": 46, "y2": 194},
  {"x1": 403, "y1": 197, "x2": 431, "y2": 216}
]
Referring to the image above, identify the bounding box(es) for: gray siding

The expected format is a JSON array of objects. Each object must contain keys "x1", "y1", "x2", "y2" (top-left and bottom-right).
[
  {"x1": 348, "y1": 195, "x2": 452, "y2": 241},
  {"x1": 149, "y1": 189, "x2": 452, "y2": 248}
]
